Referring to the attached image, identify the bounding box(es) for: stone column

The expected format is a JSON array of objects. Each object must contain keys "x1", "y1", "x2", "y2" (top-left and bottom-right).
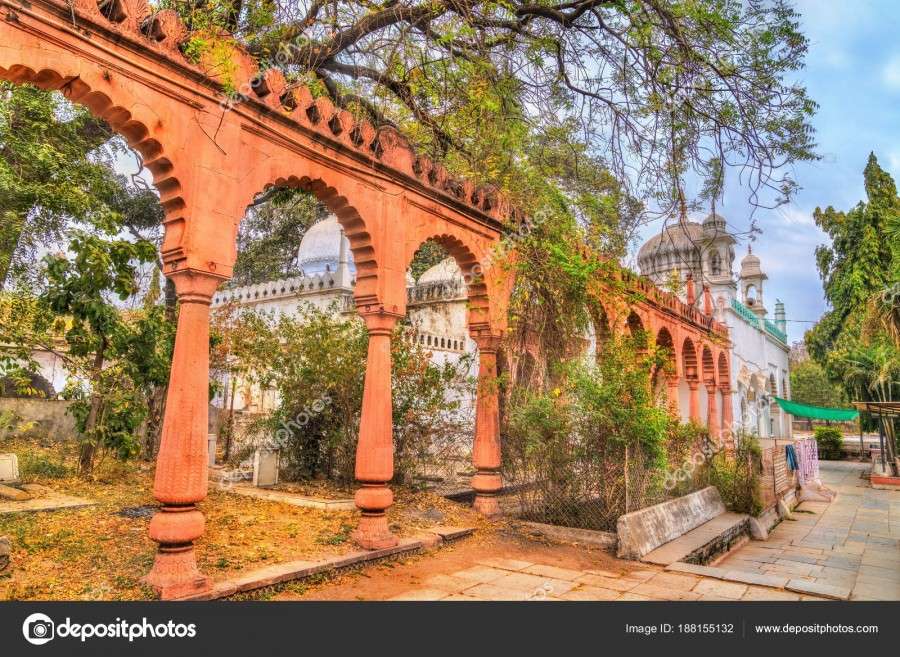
[
  {"x1": 706, "y1": 383, "x2": 720, "y2": 441},
  {"x1": 352, "y1": 310, "x2": 401, "y2": 550},
  {"x1": 720, "y1": 386, "x2": 734, "y2": 448},
  {"x1": 666, "y1": 376, "x2": 680, "y2": 417},
  {"x1": 688, "y1": 380, "x2": 700, "y2": 423},
  {"x1": 471, "y1": 333, "x2": 502, "y2": 517},
  {"x1": 144, "y1": 270, "x2": 222, "y2": 600}
]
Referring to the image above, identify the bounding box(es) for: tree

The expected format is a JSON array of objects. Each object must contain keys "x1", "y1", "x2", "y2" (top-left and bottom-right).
[
  {"x1": 40, "y1": 230, "x2": 161, "y2": 475},
  {"x1": 170, "y1": 0, "x2": 816, "y2": 217},
  {"x1": 0, "y1": 82, "x2": 122, "y2": 289},
  {"x1": 806, "y1": 153, "x2": 900, "y2": 470},
  {"x1": 790, "y1": 360, "x2": 846, "y2": 409}
]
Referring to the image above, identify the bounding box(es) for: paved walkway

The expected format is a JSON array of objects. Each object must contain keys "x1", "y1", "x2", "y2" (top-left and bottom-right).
[
  {"x1": 717, "y1": 461, "x2": 900, "y2": 600},
  {"x1": 288, "y1": 460, "x2": 897, "y2": 602}
]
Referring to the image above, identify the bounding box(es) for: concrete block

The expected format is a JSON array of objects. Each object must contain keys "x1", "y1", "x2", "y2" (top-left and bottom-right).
[
  {"x1": 0, "y1": 454, "x2": 18, "y2": 483},
  {"x1": 616, "y1": 486, "x2": 726, "y2": 560},
  {"x1": 252, "y1": 448, "x2": 279, "y2": 488}
]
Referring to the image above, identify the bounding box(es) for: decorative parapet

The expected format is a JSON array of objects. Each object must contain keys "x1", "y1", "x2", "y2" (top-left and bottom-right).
[
  {"x1": 407, "y1": 279, "x2": 467, "y2": 305},
  {"x1": 729, "y1": 298, "x2": 787, "y2": 344},
  {"x1": 764, "y1": 319, "x2": 788, "y2": 344},
  {"x1": 212, "y1": 271, "x2": 353, "y2": 307},
  {"x1": 38, "y1": 0, "x2": 520, "y2": 229},
  {"x1": 618, "y1": 269, "x2": 730, "y2": 339}
]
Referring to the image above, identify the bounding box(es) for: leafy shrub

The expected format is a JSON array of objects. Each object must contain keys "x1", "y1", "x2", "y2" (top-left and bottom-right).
[
  {"x1": 20, "y1": 451, "x2": 70, "y2": 480},
  {"x1": 699, "y1": 433, "x2": 762, "y2": 516},
  {"x1": 224, "y1": 304, "x2": 474, "y2": 485},
  {"x1": 503, "y1": 336, "x2": 680, "y2": 531},
  {"x1": 814, "y1": 426, "x2": 844, "y2": 460}
]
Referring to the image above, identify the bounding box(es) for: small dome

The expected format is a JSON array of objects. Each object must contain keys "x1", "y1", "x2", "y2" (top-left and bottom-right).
[
  {"x1": 297, "y1": 216, "x2": 355, "y2": 276},
  {"x1": 418, "y1": 257, "x2": 463, "y2": 285},
  {"x1": 702, "y1": 212, "x2": 727, "y2": 233},
  {"x1": 739, "y1": 250, "x2": 763, "y2": 278}
]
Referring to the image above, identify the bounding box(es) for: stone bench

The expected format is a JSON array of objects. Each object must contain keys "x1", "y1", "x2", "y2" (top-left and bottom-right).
[{"x1": 616, "y1": 486, "x2": 749, "y2": 565}]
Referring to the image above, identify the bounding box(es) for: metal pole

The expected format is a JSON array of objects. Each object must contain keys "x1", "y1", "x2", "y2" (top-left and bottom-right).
[{"x1": 859, "y1": 414, "x2": 864, "y2": 462}]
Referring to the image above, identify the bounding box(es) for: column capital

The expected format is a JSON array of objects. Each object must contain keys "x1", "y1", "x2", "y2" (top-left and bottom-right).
[
  {"x1": 167, "y1": 268, "x2": 227, "y2": 304},
  {"x1": 687, "y1": 379, "x2": 699, "y2": 390},
  {"x1": 470, "y1": 327, "x2": 503, "y2": 353},
  {"x1": 358, "y1": 308, "x2": 403, "y2": 335}
]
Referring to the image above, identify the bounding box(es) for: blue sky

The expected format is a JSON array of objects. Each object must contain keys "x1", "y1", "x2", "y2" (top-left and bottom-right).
[{"x1": 629, "y1": 0, "x2": 900, "y2": 344}]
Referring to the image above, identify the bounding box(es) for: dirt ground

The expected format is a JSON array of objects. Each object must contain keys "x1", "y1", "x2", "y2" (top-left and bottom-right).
[
  {"x1": 0, "y1": 438, "x2": 486, "y2": 601},
  {"x1": 279, "y1": 530, "x2": 641, "y2": 601}
]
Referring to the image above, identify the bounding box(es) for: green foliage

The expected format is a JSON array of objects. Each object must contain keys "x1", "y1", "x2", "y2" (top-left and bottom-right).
[
  {"x1": 504, "y1": 335, "x2": 682, "y2": 530},
  {"x1": 789, "y1": 359, "x2": 846, "y2": 409},
  {"x1": 37, "y1": 230, "x2": 169, "y2": 472},
  {"x1": 19, "y1": 450, "x2": 70, "y2": 480},
  {"x1": 217, "y1": 304, "x2": 473, "y2": 484},
  {"x1": 699, "y1": 434, "x2": 763, "y2": 516},
  {"x1": 0, "y1": 82, "x2": 124, "y2": 288},
  {"x1": 806, "y1": 154, "x2": 899, "y2": 458},
  {"x1": 813, "y1": 426, "x2": 844, "y2": 461}
]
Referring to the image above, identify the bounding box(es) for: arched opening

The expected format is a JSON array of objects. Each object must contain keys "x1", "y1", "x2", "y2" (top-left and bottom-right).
[
  {"x1": 402, "y1": 234, "x2": 489, "y2": 498},
  {"x1": 585, "y1": 301, "x2": 611, "y2": 361},
  {"x1": 626, "y1": 310, "x2": 647, "y2": 351},
  {"x1": 710, "y1": 251, "x2": 722, "y2": 276},
  {"x1": 654, "y1": 327, "x2": 676, "y2": 404}
]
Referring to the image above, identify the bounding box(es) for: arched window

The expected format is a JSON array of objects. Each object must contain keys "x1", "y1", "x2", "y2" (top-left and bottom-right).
[{"x1": 710, "y1": 251, "x2": 722, "y2": 276}]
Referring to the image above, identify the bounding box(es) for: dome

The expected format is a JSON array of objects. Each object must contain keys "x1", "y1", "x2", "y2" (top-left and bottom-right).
[
  {"x1": 418, "y1": 257, "x2": 464, "y2": 285},
  {"x1": 297, "y1": 216, "x2": 355, "y2": 276},
  {"x1": 637, "y1": 221, "x2": 704, "y2": 263},
  {"x1": 739, "y1": 249, "x2": 764, "y2": 279},
  {"x1": 702, "y1": 212, "x2": 727, "y2": 234}
]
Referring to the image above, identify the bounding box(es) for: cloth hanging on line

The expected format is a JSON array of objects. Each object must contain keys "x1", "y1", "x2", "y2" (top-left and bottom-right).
[
  {"x1": 785, "y1": 444, "x2": 799, "y2": 471},
  {"x1": 794, "y1": 438, "x2": 820, "y2": 485}
]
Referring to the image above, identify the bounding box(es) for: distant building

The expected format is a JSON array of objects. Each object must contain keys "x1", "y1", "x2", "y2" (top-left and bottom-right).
[
  {"x1": 638, "y1": 214, "x2": 792, "y2": 438},
  {"x1": 210, "y1": 215, "x2": 477, "y2": 413}
]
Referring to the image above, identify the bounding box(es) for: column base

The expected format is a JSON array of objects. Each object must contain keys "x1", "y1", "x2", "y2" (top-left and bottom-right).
[
  {"x1": 473, "y1": 494, "x2": 501, "y2": 517},
  {"x1": 142, "y1": 545, "x2": 211, "y2": 600},
  {"x1": 471, "y1": 471, "x2": 502, "y2": 517},
  {"x1": 352, "y1": 513, "x2": 398, "y2": 550}
]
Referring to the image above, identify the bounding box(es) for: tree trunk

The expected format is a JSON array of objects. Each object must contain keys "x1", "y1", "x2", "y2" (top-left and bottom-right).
[
  {"x1": 79, "y1": 339, "x2": 107, "y2": 476},
  {"x1": 142, "y1": 277, "x2": 178, "y2": 460},
  {"x1": 223, "y1": 376, "x2": 237, "y2": 462},
  {"x1": 0, "y1": 213, "x2": 25, "y2": 291}
]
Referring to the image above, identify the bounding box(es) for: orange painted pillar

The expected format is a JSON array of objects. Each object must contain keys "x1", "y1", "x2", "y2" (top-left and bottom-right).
[
  {"x1": 471, "y1": 334, "x2": 502, "y2": 516},
  {"x1": 688, "y1": 380, "x2": 700, "y2": 423},
  {"x1": 706, "y1": 383, "x2": 720, "y2": 440},
  {"x1": 720, "y1": 386, "x2": 734, "y2": 446},
  {"x1": 144, "y1": 270, "x2": 222, "y2": 599},
  {"x1": 352, "y1": 310, "x2": 401, "y2": 549},
  {"x1": 666, "y1": 376, "x2": 680, "y2": 417}
]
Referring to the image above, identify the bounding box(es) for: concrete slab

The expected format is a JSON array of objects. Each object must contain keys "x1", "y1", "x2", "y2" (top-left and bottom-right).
[
  {"x1": 0, "y1": 492, "x2": 96, "y2": 515},
  {"x1": 641, "y1": 512, "x2": 749, "y2": 565}
]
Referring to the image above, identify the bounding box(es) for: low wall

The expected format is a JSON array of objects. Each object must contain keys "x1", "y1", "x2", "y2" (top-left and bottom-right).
[
  {"x1": 616, "y1": 486, "x2": 726, "y2": 560},
  {"x1": 0, "y1": 398, "x2": 76, "y2": 439}
]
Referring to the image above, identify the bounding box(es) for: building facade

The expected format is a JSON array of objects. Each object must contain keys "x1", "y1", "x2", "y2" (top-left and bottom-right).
[{"x1": 637, "y1": 214, "x2": 792, "y2": 439}]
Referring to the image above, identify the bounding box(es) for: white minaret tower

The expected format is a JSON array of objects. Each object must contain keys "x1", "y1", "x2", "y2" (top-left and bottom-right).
[{"x1": 739, "y1": 246, "x2": 767, "y2": 318}]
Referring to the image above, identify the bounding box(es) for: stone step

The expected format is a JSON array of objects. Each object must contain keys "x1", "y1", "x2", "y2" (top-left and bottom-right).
[{"x1": 641, "y1": 512, "x2": 750, "y2": 566}]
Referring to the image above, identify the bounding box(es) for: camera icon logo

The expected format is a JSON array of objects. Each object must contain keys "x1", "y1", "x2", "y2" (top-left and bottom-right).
[{"x1": 22, "y1": 613, "x2": 55, "y2": 645}]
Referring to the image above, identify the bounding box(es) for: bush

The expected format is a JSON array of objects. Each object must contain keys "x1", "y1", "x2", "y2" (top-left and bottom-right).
[
  {"x1": 503, "y1": 336, "x2": 682, "y2": 531},
  {"x1": 699, "y1": 433, "x2": 762, "y2": 516},
  {"x1": 814, "y1": 426, "x2": 844, "y2": 460},
  {"x1": 227, "y1": 304, "x2": 474, "y2": 485},
  {"x1": 19, "y1": 451, "x2": 70, "y2": 480}
]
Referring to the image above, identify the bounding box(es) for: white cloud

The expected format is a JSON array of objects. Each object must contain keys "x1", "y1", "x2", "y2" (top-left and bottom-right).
[{"x1": 882, "y1": 54, "x2": 900, "y2": 90}]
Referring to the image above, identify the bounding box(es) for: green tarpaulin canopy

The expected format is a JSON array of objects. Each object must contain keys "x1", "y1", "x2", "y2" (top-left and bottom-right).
[{"x1": 774, "y1": 397, "x2": 859, "y2": 422}]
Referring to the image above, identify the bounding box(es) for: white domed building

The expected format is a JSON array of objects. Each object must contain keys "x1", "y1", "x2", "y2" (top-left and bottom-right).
[
  {"x1": 211, "y1": 215, "x2": 477, "y2": 412},
  {"x1": 638, "y1": 214, "x2": 792, "y2": 439}
]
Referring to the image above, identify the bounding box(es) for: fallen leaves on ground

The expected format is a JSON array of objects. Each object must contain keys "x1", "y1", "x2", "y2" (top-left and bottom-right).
[{"x1": 0, "y1": 439, "x2": 489, "y2": 600}]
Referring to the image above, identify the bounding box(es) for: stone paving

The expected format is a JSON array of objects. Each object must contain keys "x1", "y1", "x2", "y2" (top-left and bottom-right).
[
  {"x1": 385, "y1": 556, "x2": 824, "y2": 601},
  {"x1": 716, "y1": 461, "x2": 900, "y2": 601}
]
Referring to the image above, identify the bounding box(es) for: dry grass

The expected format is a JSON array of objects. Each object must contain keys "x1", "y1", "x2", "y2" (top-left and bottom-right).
[{"x1": 0, "y1": 438, "x2": 488, "y2": 601}]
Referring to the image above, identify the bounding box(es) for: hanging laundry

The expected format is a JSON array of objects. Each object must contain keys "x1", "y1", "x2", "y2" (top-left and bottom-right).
[{"x1": 785, "y1": 444, "x2": 799, "y2": 471}]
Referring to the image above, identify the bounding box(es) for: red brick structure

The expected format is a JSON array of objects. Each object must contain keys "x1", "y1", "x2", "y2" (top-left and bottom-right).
[{"x1": 0, "y1": 0, "x2": 732, "y2": 599}]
